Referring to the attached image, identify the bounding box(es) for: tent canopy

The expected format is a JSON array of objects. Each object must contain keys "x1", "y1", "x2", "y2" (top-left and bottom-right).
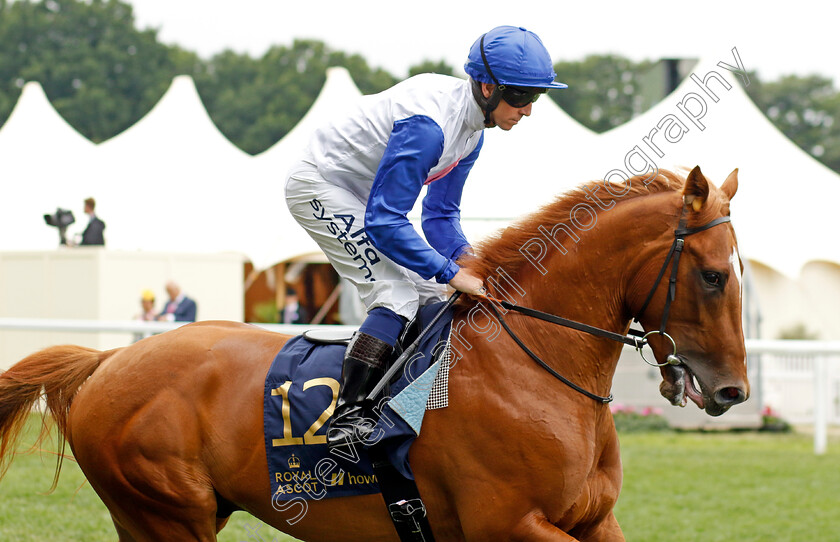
[
  {"x1": 1, "y1": 63, "x2": 837, "y2": 277},
  {"x1": 596, "y1": 57, "x2": 840, "y2": 277}
]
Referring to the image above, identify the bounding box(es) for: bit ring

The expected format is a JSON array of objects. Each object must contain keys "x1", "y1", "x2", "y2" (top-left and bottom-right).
[{"x1": 637, "y1": 330, "x2": 680, "y2": 367}]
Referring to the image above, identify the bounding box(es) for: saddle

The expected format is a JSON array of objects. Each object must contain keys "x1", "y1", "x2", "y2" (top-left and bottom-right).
[
  {"x1": 301, "y1": 328, "x2": 354, "y2": 345},
  {"x1": 302, "y1": 315, "x2": 422, "y2": 352}
]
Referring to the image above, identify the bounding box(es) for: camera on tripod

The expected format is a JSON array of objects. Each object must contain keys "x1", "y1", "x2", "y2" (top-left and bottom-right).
[{"x1": 44, "y1": 208, "x2": 76, "y2": 245}]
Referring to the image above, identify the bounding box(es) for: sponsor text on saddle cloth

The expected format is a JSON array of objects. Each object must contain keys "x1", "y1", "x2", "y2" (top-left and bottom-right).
[{"x1": 263, "y1": 302, "x2": 455, "y2": 501}]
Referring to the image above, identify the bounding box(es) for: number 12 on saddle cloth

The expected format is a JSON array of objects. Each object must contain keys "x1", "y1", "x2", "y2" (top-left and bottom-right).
[{"x1": 263, "y1": 301, "x2": 456, "y2": 501}]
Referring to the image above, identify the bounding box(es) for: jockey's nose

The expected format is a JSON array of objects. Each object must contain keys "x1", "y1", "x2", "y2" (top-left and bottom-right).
[{"x1": 520, "y1": 103, "x2": 533, "y2": 116}]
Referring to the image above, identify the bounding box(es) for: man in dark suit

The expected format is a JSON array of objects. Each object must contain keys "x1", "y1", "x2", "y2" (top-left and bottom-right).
[
  {"x1": 79, "y1": 197, "x2": 105, "y2": 246},
  {"x1": 156, "y1": 281, "x2": 198, "y2": 322}
]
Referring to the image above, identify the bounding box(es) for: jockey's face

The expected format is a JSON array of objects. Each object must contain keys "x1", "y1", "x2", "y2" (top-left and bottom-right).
[{"x1": 482, "y1": 83, "x2": 534, "y2": 131}]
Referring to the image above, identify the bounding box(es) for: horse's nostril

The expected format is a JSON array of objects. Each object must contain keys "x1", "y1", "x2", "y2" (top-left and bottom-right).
[{"x1": 715, "y1": 387, "x2": 746, "y2": 405}]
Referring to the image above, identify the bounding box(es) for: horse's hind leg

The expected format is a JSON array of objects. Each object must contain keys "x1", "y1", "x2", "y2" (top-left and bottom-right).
[
  {"x1": 81, "y1": 452, "x2": 222, "y2": 541},
  {"x1": 88, "y1": 460, "x2": 222, "y2": 542},
  {"x1": 111, "y1": 502, "x2": 220, "y2": 542},
  {"x1": 71, "y1": 394, "x2": 222, "y2": 541}
]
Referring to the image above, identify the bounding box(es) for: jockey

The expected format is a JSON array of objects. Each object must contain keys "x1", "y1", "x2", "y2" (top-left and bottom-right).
[{"x1": 285, "y1": 25, "x2": 567, "y2": 450}]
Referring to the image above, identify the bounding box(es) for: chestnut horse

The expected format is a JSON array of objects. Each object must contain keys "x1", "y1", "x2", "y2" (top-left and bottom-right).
[{"x1": 0, "y1": 166, "x2": 748, "y2": 541}]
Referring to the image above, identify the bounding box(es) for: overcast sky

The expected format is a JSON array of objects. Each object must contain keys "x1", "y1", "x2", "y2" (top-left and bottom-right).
[{"x1": 125, "y1": 0, "x2": 839, "y2": 85}]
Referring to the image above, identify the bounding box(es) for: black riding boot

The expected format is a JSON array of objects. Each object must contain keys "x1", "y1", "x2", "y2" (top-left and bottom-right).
[{"x1": 327, "y1": 332, "x2": 394, "y2": 450}]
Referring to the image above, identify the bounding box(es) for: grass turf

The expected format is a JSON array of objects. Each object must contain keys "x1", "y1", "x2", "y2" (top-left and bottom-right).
[
  {"x1": 614, "y1": 430, "x2": 840, "y2": 541},
  {"x1": 0, "y1": 418, "x2": 837, "y2": 540}
]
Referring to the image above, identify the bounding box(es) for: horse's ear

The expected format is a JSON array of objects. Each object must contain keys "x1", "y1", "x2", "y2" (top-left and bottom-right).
[
  {"x1": 720, "y1": 168, "x2": 738, "y2": 200},
  {"x1": 683, "y1": 165, "x2": 709, "y2": 212}
]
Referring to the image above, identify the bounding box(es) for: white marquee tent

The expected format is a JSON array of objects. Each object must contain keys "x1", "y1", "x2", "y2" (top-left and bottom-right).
[
  {"x1": 456, "y1": 84, "x2": 601, "y2": 242},
  {"x1": 258, "y1": 66, "x2": 363, "y2": 164},
  {"x1": 2, "y1": 62, "x2": 838, "y2": 280},
  {"x1": 248, "y1": 67, "x2": 365, "y2": 268},
  {"x1": 93, "y1": 75, "x2": 259, "y2": 257},
  {"x1": 0, "y1": 82, "x2": 100, "y2": 249},
  {"x1": 594, "y1": 56, "x2": 840, "y2": 277}
]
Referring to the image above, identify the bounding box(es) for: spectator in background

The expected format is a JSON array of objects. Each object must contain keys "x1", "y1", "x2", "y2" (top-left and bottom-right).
[
  {"x1": 79, "y1": 197, "x2": 105, "y2": 246},
  {"x1": 281, "y1": 286, "x2": 306, "y2": 324},
  {"x1": 133, "y1": 289, "x2": 158, "y2": 343},
  {"x1": 137, "y1": 290, "x2": 157, "y2": 321},
  {"x1": 156, "y1": 281, "x2": 197, "y2": 322}
]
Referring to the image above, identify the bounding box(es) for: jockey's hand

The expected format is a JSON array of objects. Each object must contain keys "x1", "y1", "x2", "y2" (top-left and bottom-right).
[{"x1": 449, "y1": 268, "x2": 486, "y2": 297}]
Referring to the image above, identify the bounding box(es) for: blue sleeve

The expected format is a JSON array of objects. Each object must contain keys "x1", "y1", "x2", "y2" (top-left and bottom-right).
[
  {"x1": 421, "y1": 132, "x2": 483, "y2": 262},
  {"x1": 365, "y1": 115, "x2": 459, "y2": 283}
]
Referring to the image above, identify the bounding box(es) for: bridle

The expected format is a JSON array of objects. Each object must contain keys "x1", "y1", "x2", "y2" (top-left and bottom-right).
[
  {"x1": 632, "y1": 208, "x2": 731, "y2": 366},
  {"x1": 485, "y1": 205, "x2": 733, "y2": 404}
]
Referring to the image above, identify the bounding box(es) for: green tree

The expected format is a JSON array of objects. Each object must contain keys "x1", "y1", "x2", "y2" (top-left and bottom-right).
[
  {"x1": 4, "y1": 2, "x2": 839, "y2": 175},
  {"x1": 747, "y1": 74, "x2": 840, "y2": 174},
  {"x1": 194, "y1": 39, "x2": 397, "y2": 154},
  {"x1": 408, "y1": 60, "x2": 454, "y2": 77},
  {"x1": 549, "y1": 54, "x2": 655, "y2": 133},
  {"x1": 0, "y1": 0, "x2": 198, "y2": 142}
]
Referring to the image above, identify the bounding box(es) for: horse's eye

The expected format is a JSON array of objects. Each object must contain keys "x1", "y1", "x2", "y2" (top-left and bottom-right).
[{"x1": 702, "y1": 271, "x2": 723, "y2": 287}]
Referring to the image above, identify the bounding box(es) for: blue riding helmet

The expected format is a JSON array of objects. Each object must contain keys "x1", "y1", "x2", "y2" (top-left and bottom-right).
[{"x1": 464, "y1": 26, "x2": 567, "y2": 89}]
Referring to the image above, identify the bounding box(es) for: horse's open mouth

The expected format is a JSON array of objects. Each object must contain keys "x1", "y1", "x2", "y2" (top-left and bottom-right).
[{"x1": 660, "y1": 362, "x2": 705, "y2": 410}]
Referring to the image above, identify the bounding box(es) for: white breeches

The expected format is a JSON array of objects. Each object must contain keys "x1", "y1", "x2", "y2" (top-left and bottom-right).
[{"x1": 285, "y1": 161, "x2": 447, "y2": 320}]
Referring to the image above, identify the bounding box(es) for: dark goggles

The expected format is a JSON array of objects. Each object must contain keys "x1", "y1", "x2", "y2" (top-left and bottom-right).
[
  {"x1": 478, "y1": 34, "x2": 545, "y2": 109},
  {"x1": 498, "y1": 85, "x2": 544, "y2": 108}
]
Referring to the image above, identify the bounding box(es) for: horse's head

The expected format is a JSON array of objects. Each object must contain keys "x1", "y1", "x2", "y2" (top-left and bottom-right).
[{"x1": 634, "y1": 166, "x2": 748, "y2": 416}]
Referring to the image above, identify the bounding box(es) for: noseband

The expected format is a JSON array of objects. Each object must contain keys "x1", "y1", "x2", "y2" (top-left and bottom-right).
[{"x1": 486, "y1": 205, "x2": 732, "y2": 403}]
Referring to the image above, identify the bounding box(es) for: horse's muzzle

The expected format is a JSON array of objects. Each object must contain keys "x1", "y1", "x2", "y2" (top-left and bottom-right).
[
  {"x1": 707, "y1": 385, "x2": 748, "y2": 416},
  {"x1": 659, "y1": 361, "x2": 749, "y2": 417}
]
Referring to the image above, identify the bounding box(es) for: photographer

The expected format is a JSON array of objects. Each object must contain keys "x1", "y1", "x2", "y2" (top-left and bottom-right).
[{"x1": 79, "y1": 197, "x2": 105, "y2": 246}]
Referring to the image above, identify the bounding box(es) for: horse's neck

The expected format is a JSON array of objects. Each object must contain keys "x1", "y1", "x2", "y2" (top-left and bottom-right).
[
  {"x1": 465, "y1": 193, "x2": 676, "y2": 399},
  {"x1": 529, "y1": 192, "x2": 677, "y2": 313}
]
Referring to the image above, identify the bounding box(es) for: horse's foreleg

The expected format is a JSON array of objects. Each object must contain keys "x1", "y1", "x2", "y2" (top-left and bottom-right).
[
  {"x1": 510, "y1": 511, "x2": 581, "y2": 541},
  {"x1": 578, "y1": 512, "x2": 625, "y2": 542},
  {"x1": 215, "y1": 516, "x2": 231, "y2": 535},
  {"x1": 111, "y1": 515, "x2": 138, "y2": 542}
]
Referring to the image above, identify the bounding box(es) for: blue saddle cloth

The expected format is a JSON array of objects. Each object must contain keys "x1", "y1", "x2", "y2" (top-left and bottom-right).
[{"x1": 263, "y1": 302, "x2": 454, "y2": 502}]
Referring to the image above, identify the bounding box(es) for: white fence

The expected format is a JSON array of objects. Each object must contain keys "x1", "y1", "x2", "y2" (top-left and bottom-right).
[
  {"x1": 0, "y1": 317, "x2": 357, "y2": 337},
  {"x1": 2, "y1": 319, "x2": 840, "y2": 453},
  {"x1": 758, "y1": 353, "x2": 840, "y2": 424},
  {"x1": 745, "y1": 339, "x2": 840, "y2": 454}
]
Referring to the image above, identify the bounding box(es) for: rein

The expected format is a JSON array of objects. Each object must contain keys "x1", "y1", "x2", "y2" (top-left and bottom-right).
[
  {"x1": 485, "y1": 301, "x2": 615, "y2": 403},
  {"x1": 481, "y1": 206, "x2": 732, "y2": 404}
]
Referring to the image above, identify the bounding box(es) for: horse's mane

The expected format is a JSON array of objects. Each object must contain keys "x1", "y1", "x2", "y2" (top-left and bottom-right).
[{"x1": 461, "y1": 169, "x2": 687, "y2": 281}]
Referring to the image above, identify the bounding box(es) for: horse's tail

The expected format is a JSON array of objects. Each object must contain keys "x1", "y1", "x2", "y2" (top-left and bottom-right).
[{"x1": 0, "y1": 345, "x2": 116, "y2": 489}]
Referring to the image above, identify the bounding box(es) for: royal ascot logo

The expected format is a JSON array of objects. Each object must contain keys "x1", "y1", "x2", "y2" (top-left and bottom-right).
[{"x1": 288, "y1": 454, "x2": 301, "y2": 469}]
